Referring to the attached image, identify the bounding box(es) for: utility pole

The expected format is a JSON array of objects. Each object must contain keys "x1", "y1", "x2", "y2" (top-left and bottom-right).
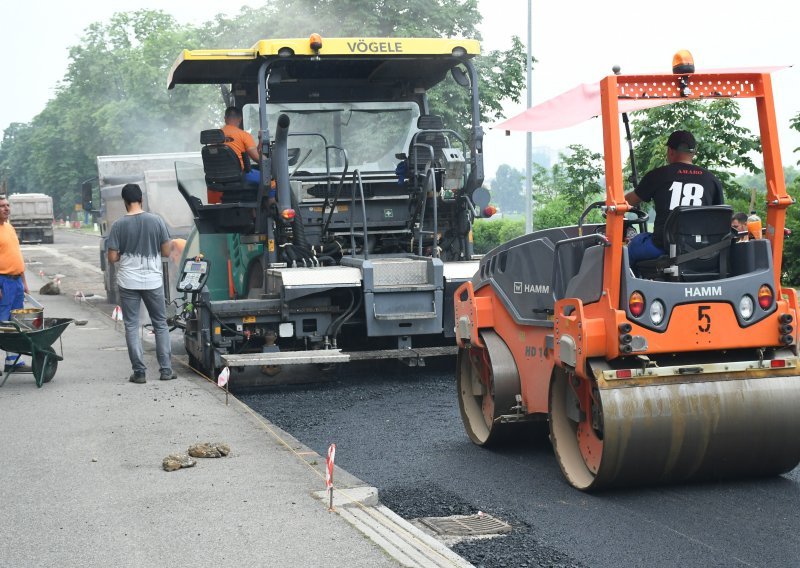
[{"x1": 525, "y1": 0, "x2": 533, "y2": 233}]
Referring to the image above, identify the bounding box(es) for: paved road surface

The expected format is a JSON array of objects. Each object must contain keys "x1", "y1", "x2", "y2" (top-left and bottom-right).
[{"x1": 240, "y1": 363, "x2": 800, "y2": 568}]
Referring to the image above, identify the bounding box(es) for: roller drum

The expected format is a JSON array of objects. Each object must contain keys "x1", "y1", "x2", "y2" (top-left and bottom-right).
[{"x1": 551, "y1": 373, "x2": 800, "y2": 490}]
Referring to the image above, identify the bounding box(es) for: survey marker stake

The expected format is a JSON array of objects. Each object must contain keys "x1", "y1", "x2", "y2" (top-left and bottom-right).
[{"x1": 326, "y1": 443, "x2": 336, "y2": 511}]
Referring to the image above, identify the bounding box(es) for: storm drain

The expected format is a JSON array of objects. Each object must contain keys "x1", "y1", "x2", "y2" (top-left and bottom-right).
[{"x1": 416, "y1": 513, "x2": 511, "y2": 537}]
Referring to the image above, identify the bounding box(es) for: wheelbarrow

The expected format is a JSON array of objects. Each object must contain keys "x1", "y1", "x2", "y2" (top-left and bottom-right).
[{"x1": 0, "y1": 318, "x2": 73, "y2": 388}]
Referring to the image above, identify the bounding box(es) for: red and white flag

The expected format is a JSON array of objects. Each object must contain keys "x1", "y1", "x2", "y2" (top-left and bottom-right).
[
  {"x1": 325, "y1": 444, "x2": 336, "y2": 490},
  {"x1": 217, "y1": 366, "x2": 230, "y2": 387},
  {"x1": 111, "y1": 305, "x2": 123, "y2": 321}
]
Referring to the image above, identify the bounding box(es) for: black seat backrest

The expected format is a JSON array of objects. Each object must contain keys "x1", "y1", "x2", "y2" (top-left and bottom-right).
[
  {"x1": 410, "y1": 115, "x2": 449, "y2": 170},
  {"x1": 200, "y1": 129, "x2": 244, "y2": 187},
  {"x1": 663, "y1": 205, "x2": 733, "y2": 280}
]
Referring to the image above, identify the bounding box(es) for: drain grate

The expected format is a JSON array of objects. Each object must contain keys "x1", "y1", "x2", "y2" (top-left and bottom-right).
[{"x1": 417, "y1": 513, "x2": 511, "y2": 537}]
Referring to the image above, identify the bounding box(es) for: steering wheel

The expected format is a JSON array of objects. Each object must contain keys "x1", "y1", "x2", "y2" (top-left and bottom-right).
[
  {"x1": 618, "y1": 207, "x2": 649, "y2": 242},
  {"x1": 624, "y1": 207, "x2": 649, "y2": 228},
  {"x1": 583, "y1": 203, "x2": 649, "y2": 241}
]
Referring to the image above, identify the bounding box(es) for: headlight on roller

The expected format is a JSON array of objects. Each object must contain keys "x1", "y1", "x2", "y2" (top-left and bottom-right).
[
  {"x1": 739, "y1": 295, "x2": 754, "y2": 320},
  {"x1": 649, "y1": 299, "x2": 665, "y2": 325}
]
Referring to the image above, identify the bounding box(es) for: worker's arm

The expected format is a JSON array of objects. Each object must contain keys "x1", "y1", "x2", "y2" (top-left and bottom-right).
[
  {"x1": 625, "y1": 191, "x2": 642, "y2": 206},
  {"x1": 245, "y1": 145, "x2": 260, "y2": 163},
  {"x1": 160, "y1": 240, "x2": 172, "y2": 258},
  {"x1": 21, "y1": 273, "x2": 28, "y2": 294},
  {"x1": 107, "y1": 249, "x2": 120, "y2": 264}
]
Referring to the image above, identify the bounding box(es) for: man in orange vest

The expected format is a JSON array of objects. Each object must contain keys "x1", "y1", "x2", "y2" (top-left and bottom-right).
[
  {"x1": 0, "y1": 195, "x2": 31, "y2": 371},
  {"x1": 222, "y1": 107, "x2": 261, "y2": 184}
]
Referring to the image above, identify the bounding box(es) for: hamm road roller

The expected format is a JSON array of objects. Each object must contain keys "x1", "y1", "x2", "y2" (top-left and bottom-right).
[{"x1": 455, "y1": 54, "x2": 800, "y2": 490}]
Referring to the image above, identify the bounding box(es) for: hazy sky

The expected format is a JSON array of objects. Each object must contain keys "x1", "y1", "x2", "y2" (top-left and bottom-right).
[{"x1": 1, "y1": 0, "x2": 798, "y2": 175}]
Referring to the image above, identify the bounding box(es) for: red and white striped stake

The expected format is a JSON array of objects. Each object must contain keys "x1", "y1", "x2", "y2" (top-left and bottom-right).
[
  {"x1": 325, "y1": 443, "x2": 336, "y2": 510},
  {"x1": 217, "y1": 366, "x2": 230, "y2": 405},
  {"x1": 111, "y1": 305, "x2": 123, "y2": 329}
]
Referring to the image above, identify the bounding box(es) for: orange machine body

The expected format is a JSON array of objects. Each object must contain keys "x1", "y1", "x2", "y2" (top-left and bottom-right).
[{"x1": 455, "y1": 62, "x2": 800, "y2": 490}]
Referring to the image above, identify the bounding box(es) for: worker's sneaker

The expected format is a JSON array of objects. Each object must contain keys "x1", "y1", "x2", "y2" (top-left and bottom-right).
[
  {"x1": 159, "y1": 372, "x2": 177, "y2": 381},
  {"x1": 4, "y1": 363, "x2": 31, "y2": 373},
  {"x1": 129, "y1": 373, "x2": 146, "y2": 384}
]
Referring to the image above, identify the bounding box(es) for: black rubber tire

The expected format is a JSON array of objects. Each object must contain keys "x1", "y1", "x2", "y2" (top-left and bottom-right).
[{"x1": 33, "y1": 351, "x2": 58, "y2": 384}]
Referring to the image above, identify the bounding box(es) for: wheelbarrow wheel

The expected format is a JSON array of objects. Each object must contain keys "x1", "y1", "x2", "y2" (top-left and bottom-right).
[{"x1": 33, "y1": 351, "x2": 58, "y2": 384}]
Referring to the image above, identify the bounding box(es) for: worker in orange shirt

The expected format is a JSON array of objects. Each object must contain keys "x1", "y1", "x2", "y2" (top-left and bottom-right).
[
  {"x1": 0, "y1": 195, "x2": 31, "y2": 371},
  {"x1": 222, "y1": 107, "x2": 261, "y2": 184}
]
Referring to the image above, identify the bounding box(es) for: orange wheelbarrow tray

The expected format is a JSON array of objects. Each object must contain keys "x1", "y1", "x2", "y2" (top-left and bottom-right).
[{"x1": 0, "y1": 318, "x2": 73, "y2": 388}]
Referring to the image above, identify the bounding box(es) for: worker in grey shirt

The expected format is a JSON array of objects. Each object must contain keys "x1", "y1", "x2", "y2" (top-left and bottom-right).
[{"x1": 107, "y1": 184, "x2": 176, "y2": 383}]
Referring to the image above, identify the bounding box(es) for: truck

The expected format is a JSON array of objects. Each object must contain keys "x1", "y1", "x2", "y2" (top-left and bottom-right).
[
  {"x1": 167, "y1": 35, "x2": 493, "y2": 379},
  {"x1": 454, "y1": 52, "x2": 800, "y2": 489},
  {"x1": 82, "y1": 153, "x2": 200, "y2": 305},
  {"x1": 8, "y1": 193, "x2": 54, "y2": 244}
]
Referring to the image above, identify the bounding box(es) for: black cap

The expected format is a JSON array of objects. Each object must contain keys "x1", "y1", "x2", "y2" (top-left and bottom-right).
[
  {"x1": 121, "y1": 183, "x2": 143, "y2": 203},
  {"x1": 667, "y1": 130, "x2": 697, "y2": 153}
]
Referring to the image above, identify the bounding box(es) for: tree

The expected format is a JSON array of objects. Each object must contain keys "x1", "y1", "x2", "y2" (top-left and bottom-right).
[
  {"x1": 781, "y1": 174, "x2": 800, "y2": 285},
  {"x1": 526, "y1": 147, "x2": 604, "y2": 231},
  {"x1": 0, "y1": 2, "x2": 525, "y2": 218},
  {"x1": 490, "y1": 164, "x2": 524, "y2": 214},
  {"x1": 554, "y1": 144, "x2": 604, "y2": 213},
  {"x1": 198, "y1": 1, "x2": 525, "y2": 136}
]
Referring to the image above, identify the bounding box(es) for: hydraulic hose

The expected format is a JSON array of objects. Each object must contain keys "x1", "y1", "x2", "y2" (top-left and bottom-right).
[{"x1": 289, "y1": 185, "x2": 308, "y2": 248}]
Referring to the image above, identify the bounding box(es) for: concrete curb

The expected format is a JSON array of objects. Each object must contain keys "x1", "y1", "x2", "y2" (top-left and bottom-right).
[{"x1": 312, "y1": 487, "x2": 474, "y2": 568}]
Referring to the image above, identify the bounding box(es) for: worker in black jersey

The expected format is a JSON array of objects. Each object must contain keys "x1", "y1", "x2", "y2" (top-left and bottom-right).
[{"x1": 625, "y1": 130, "x2": 725, "y2": 266}]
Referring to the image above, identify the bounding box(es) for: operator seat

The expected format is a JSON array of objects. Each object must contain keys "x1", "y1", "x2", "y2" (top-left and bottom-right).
[
  {"x1": 636, "y1": 205, "x2": 734, "y2": 282},
  {"x1": 179, "y1": 129, "x2": 261, "y2": 234},
  {"x1": 409, "y1": 115, "x2": 450, "y2": 174},
  {"x1": 200, "y1": 129, "x2": 258, "y2": 204}
]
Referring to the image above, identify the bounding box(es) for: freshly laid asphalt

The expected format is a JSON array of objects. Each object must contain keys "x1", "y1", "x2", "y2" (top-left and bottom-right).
[{"x1": 0, "y1": 271, "x2": 468, "y2": 567}]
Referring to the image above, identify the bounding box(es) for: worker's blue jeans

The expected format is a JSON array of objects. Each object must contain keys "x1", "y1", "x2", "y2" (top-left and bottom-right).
[
  {"x1": 244, "y1": 168, "x2": 261, "y2": 184},
  {"x1": 627, "y1": 232, "x2": 665, "y2": 266},
  {"x1": 0, "y1": 274, "x2": 25, "y2": 366},
  {"x1": 118, "y1": 285, "x2": 172, "y2": 377}
]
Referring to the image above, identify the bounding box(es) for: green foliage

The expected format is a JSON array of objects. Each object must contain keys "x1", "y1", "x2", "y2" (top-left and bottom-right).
[
  {"x1": 490, "y1": 164, "x2": 524, "y2": 214},
  {"x1": 527, "y1": 144, "x2": 604, "y2": 230},
  {"x1": 0, "y1": 1, "x2": 524, "y2": 218},
  {"x1": 531, "y1": 162, "x2": 555, "y2": 198},
  {"x1": 553, "y1": 144, "x2": 604, "y2": 213},
  {"x1": 792, "y1": 112, "x2": 800, "y2": 164},
  {"x1": 732, "y1": 167, "x2": 800, "y2": 218},
  {"x1": 472, "y1": 219, "x2": 525, "y2": 254},
  {"x1": 629, "y1": 100, "x2": 761, "y2": 202},
  {"x1": 533, "y1": 194, "x2": 575, "y2": 230},
  {"x1": 472, "y1": 217, "x2": 524, "y2": 253},
  {"x1": 781, "y1": 176, "x2": 800, "y2": 285}
]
